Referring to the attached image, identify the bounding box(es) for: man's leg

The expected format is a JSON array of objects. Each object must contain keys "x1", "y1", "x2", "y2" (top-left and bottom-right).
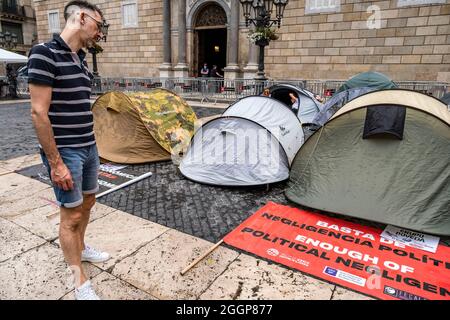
[
  {"x1": 78, "y1": 145, "x2": 109, "y2": 264},
  {"x1": 59, "y1": 205, "x2": 88, "y2": 286},
  {"x1": 79, "y1": 193, "x2": 96, "y2": 250}
]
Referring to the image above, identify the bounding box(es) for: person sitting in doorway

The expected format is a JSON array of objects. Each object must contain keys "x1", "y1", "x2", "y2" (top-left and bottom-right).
[
  {"x1": 289, "y1": 92, "x2": 300, "y2": 115},
  {"x1": 314, "y1": 94, "x2": 325, "y2": 103}
]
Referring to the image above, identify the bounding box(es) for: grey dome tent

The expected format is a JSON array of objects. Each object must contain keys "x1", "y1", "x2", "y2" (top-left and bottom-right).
[
  {"x1": 312, "y1": 72, "x2": 398, "y2": 127},
  {"x1": 312, "y1": 87, "x2": 377, "y2": 126},
  {"x1": 286, "y1": 89, "x2": 450, "y2": 236},
  {"x1": 180, "y1": 96, "x2": 304, "y2": 186},
  {"x1": 441, "y1": 92, "x2": 450, "y2": 106},
  {"x1": 268, "y1": 84, "x2": 323, "y2": 124}
]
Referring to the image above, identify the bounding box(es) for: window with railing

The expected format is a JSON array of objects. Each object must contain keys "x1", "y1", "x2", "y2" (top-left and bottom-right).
[
  {"x1": 397, "y1": 0, "x2": 446, "y2": 7},
  {"x1": 48, "y1": 10, "x2": 60, "y2": 33},
  {"x1": 121, "y1": 1, "x2": 138, "y2": 28},
  {"x1": 1, "y1": 0, "x2": 25, "y2": 16},
  {"x1": 305, "y1": 0, "x2": 341, "y2": 15}
]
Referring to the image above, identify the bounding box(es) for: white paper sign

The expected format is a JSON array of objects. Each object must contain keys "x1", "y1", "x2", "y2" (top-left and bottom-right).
[
  {"x1": 381, "y1": 225, "x2": 440, "y2": 253},
  {"x1": 99, "y1": 163, "x2": 127, "y2": 172}
]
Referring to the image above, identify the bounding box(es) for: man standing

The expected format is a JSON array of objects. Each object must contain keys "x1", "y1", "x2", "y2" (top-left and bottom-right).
[
  {"x1": 209, "y1": 65, "x2": 223, "y2": 93},
  {"x1": 200, "y1": 62, "x2": 209, "y2": 77},
  {"x1": 28, "y1": 1, "x2": 109, "y2": 300}
]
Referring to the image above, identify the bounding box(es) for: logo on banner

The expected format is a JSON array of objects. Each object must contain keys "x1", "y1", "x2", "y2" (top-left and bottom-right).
[
  {"x1": 383, "y1": 286, "x2": 427, "y2": 300},
  {"x1": 323, "y1": 266, "x2": 367, "y2": 287},
  {"x1": 324, "y1": 266, "x2": 338, "y2": 276},
  {"x1": 267, "y1": 248, "x2": 279, "y2": 257}
]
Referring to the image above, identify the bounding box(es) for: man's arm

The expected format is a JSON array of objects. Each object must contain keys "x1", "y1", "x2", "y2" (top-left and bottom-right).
[{"x1": 30, "y1": 83, "x2": 73, "y2": 191}]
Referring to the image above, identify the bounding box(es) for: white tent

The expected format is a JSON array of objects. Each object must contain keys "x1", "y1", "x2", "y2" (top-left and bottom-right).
[
  {"x1": 0, "y1": 48, "x2": 28, "y2": 64},
  {"x1": 269, "y1": 84, "x2": 323, "y2": 124},
  {"x1": 179, "y1": 96, "x2": 304, "y2": 186},
  {"x1": 223, "y1": 96, "x2": 304, "y2": 163}
]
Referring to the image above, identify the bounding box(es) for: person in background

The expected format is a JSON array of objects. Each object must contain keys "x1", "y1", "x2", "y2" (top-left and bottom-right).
[
  {"x1": 262, "y1": 88, "x2": 271, "y2": 97},
  {"x1": 209, "y1": 64, "x2": 223, "y2": 78},
  {"x1": 6, "y1": 65, "x2": 18, "y2": 98},
  {"x1": 200, "y1": 62, "x2": 209, "y2": 77},
  {"x1": 209, "y1": 64, "x2": 223, "y2": 93}
]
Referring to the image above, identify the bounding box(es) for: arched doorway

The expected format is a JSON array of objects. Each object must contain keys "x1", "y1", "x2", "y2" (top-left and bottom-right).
[{"x1": 193, "y1": 3, "x2": 227, "y2": 77}]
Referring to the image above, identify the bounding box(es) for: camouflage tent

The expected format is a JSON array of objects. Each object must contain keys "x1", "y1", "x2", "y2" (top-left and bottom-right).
[{"x1": 92, "y1": 89, "x2": 197, "y2": 163}]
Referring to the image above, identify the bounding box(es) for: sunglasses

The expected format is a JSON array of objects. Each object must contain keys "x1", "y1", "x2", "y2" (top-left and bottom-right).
[{"x1": 84, "y1": 12, "x2": 109, "y2": 41}]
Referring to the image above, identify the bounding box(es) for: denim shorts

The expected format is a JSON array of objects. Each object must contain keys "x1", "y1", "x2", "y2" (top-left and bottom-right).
[{"x1": 40, "y1": 144, "x2": 100, "y2": 208}]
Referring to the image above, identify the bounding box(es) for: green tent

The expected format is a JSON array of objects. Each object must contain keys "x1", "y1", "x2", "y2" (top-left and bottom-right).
[
  {"x1": 286, "y1": 89, "x2": 450, "y2": 236},
  {"x1": 336, "y1": 71, "x2": 397, "y2": 94}
]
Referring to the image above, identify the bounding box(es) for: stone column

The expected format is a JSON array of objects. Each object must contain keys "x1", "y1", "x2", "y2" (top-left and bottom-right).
[
  {"x1": 174, "y1": 0, "x2": 189, "y2": 78},
  {"x1": 243, "y1": 27, "x2": 259, "y2": 79},
  {"x1": 224, "y1": 0, "x2": 240, "y2": 80},
  {"x1": 159, "y1": 0, "x2": 173, "y2": 78}
]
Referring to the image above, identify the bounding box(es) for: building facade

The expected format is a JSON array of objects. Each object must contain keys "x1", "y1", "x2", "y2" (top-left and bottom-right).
[
  {"x1": 32, "y1": 0, "x2": 450, "y2": 81},
  {"x1": 1, "y1": 0, "x2": 37, "y2": 55}
]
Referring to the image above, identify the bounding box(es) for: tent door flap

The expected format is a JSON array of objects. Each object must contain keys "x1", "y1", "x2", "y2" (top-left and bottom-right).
[{"x1": 363, "y1": 104, "x2": 406, "y2": 140}]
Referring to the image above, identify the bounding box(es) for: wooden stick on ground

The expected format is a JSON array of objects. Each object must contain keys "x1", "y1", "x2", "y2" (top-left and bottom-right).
[
  {"x1": 0, "y1": 171, "x2": 14, "y2": 177},
  {"x1": 180, "y1": 239, "x2": 224, "y2": 276},
  {"x1": 45, "y1": 210, "x2": 60, "y2": 219}
]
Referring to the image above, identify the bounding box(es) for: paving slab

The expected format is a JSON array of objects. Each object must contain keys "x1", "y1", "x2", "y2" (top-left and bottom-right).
[
  {"x1": 0, "y1": 217, "x2": 46, "y2": 262},
  {"x1": 9, "y1": 202, "x2": 114, "y2": 242},
  {"x1": 199, "y1": 253, "x2": 335, "y2": 300},
  {"x1": 0, "y1": 167, "x2": 12, "y2": 175},
  {"x1": 0, "y1": 153, "x2": 42, "y2": 171},
  {"x1": 61, "y1": 272, "x2": 157, "y2": 300},
  {"x1": 0, "y1": 172, "x2": 49, "y2": 197},
  {"x1": 0, "y1": 243, "x2": 102, "y2": 300},
  {"x1": 60, "y1": 210, "x2": 169, "y2": 270},
  {"x1": 332, "y1": 286, "x2": 374, "y2": 300},
  {"x1": 112, "y1": 229, "x2": 239, "y2": 300},
  {"x1": 0, "y1": 186, "x2": 54, "y2": 219}
]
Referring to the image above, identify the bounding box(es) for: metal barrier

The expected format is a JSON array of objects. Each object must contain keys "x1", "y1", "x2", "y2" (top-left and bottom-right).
[
  {"x1": 395, "y1": 81, "x2": 448, "y2": 98},
  {"x1": 15, "y1": 76, "x2": 449, "y2": 102}
]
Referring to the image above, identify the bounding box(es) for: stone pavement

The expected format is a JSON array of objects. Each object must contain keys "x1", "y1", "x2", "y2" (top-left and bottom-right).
[{"x1": 0, "y1": 154, "x2": 372, "y2": 300}]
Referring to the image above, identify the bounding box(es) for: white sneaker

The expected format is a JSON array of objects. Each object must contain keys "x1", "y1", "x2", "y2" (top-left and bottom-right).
[
  {"x1": 74, "y1": 280, "x2": 100, "y2": 300},
  {"x1": 81, "y1": 244, "x2": 110, "y2": 263}
]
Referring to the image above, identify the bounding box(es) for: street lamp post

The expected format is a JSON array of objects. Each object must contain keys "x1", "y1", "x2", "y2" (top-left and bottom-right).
[
  {"x1": 0, "y1": 31, "x2": 18, "y2": 50},
  {"x1": 88, "y1": 47, "x2": 99, "y2": 77},
  {"x1": 88, "y1": 44, "x2": 104, "y2": 94},
  {"x1": 239, "y1": 0, "x2": 288, "y2": 81}
]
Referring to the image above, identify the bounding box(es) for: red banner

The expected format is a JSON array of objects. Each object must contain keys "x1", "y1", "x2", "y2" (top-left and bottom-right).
[{"x1": 223, "y1": 202, "x2": 450, "y2": 300}]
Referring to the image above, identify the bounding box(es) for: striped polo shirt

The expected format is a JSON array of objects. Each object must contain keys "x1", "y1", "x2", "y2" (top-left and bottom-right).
[{"x1": 27, "y1": 34, "x2": 95, "y2": 148}]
